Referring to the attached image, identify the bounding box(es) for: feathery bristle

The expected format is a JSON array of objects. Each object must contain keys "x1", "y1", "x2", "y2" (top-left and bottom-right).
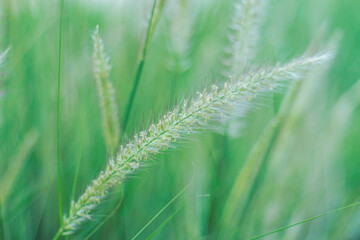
[{"x1": 62, "y1": 51, "x2": 332, "y2": 234}]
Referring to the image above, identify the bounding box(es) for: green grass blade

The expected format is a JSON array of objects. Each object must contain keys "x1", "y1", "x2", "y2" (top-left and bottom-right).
[
  {"x1": 57, "y1": 0, "x2": 65, "y2": 227},
  {"x1": 145, "y1": 194, "x2": 210, "y2": 240},
  {"x1": 249, "y1": 201, "x2": 360, "y2": 240},
  {"x1": 219, "y1": 81, "x2": 301, "y2": 238},
  {"x1": 122, "y1": 0, "x2": 160, "y2": 132},
  {"x1": 0, "y1": 130, "x2": 38, "y2": 205},
  {"x1": 131, "y1": 180, "x2": 192, "y2": 240}
]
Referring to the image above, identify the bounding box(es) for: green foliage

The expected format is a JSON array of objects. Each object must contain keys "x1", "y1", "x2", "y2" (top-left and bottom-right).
[{"x1": 0, "y1": 0, "x2": 360, "y2": 239}]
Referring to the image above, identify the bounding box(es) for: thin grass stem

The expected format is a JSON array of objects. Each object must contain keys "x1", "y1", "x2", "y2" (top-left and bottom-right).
[
  {"x1": 132, "y1": 178, "x2": 192, "y2": 240},
  {"x1": 145, "y1": 194, "x2": 210, "y2": 240},
  {"x1": 249, "y1": 201, "x2": 360, "y2": 240},
  {"x1": 57, "y1": 0, "x2": 65, "y2": 227},
  {"x1": 122, "y1": 0, "x2": 158, "y2": 132},
  {"x1": 53, "y1": 228, "x2": 63, "y2": 240}
]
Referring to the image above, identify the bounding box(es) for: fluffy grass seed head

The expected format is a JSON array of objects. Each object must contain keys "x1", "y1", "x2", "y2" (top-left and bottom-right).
[
  {"x1": 62, "y1": 51, "x2": 332, "y2": 235},
  {"x1": 220, "y1": 0, "x2": 267, "y2": 136},
  {"x1": 230, "y1": 0, "x2": 267, "y2": 75},
  {"x1": 167, "y1": 0, "x2": 192, "y2": 71},
  {"x1": 92, "y1": 26, "x2": 120, "y2": 155}
]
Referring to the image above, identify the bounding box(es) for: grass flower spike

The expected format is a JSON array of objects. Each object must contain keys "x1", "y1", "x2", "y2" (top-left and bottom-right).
[
  {"x1": 231, "y1": 0, "x2": 266, "y2": 74},
  {"x1": 62, "y1": 51, "x2": 332, "y2": 235},
  {"x1": 92, "y1": 26, "x2": 120, "y2": 155},
  {"x1": 2, "y1": 0, "x2": 360, "y2": 239}
]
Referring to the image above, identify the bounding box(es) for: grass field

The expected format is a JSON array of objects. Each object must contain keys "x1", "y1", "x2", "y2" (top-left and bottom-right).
[{"x1": 0, "y1": 0, "x2": 360, "y2": 239}]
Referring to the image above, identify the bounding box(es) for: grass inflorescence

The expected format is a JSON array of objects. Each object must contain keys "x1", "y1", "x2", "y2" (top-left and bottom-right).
[
  {"x1": 92, "y1": 26, "x2": 120, "y2": 155},
  {"x1": 61, "y1": 51, "x2": 332, "y2": 235},
  {"x1": 1, "y1": 0, "x2": 360, "y2": 239}
]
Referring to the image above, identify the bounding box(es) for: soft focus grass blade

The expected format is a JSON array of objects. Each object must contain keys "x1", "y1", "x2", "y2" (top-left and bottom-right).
[
  {"x1": 0, "y1": 130, "x2": 38, "y2": 205},
  {"x1": 132, "y1": 179, "x2": 192, "y2": 240},
  {"x1": 249, "y1": 201, "x2": 360, "y2": 240},
  {"x1": 57, "y1": 0, "x2": 65, "y2": 228}
]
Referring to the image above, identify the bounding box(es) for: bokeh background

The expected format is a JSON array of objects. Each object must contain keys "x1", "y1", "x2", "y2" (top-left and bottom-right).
[{"x1": 0, "y1": 0, "x2": 360, "y2": 239}]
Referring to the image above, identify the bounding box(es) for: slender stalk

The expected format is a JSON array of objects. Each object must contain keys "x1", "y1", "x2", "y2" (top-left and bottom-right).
[
  {"x1": 145, "y1": 194, "x2": 210, "y2": 240},
  {"x1": 132, "y1": 180, "x2": 192, "y2": 240},
  {"x1": 53, "y1": 228, "x2": 63, "y2": 240},
  {"x1": 249, "y1": 201, "x2": 360, "y2": 240},
  {"x1": 122, "y1": 0, "x2": 158, "y2": 132},
  {"x1": 57, "y1": 0, "x2": 65, "y2": 227}
]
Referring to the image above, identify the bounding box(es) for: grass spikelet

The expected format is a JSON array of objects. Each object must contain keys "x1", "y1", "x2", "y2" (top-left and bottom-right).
[
  {"x1": 92, "y1": 26, "x2": 120, "y2": 155},
  {"x1": 61, "y1": 51, "x2": 332, "y2": 235},
  {"x1": 168, "y1": 0, "x2": 192, "y2": 66},
  {"x1": 231, "y1": 0, "x2": 266, "y2": 75}
]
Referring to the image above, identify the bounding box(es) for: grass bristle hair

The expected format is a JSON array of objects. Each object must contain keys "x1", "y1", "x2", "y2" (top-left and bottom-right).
[{"x1": 61, "y1": 50, "x2": 332, "y2": 235}]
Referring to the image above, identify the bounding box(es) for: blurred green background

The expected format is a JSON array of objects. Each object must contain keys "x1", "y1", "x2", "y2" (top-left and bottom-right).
[{"x1": 0, "y1": 0, "x2": 360, "y2": 239}]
